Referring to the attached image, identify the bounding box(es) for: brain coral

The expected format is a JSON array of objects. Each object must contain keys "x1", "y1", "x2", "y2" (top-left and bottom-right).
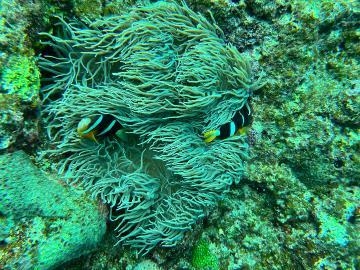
[{"x1": 40, "y1": 0, "x2": 256, "y2": 253}]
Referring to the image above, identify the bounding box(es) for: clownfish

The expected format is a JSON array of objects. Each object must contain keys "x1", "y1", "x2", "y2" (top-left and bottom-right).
[
  {"x1": 203, "y1": 104, "x2": 252, "y2": 143},
  {"x1": 77, "y1": 114, "x2": 126, "y2": 143}
]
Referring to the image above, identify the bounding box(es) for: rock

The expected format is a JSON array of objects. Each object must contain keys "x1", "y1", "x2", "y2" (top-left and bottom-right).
[
  {"x1": 133, "y1": 259, "x2": 162, "y2": 270},
  {"x1": 0, "y1": 151, "x2": 106, "y2": 269}
]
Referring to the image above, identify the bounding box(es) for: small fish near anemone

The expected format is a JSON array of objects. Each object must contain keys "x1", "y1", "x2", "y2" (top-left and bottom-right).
[
  {"x1": 77, "y1": 114, "x2": 127, "y2": 143},
  {"x1": 203, "y1": 103, "x2": 252, "y2": 143}
]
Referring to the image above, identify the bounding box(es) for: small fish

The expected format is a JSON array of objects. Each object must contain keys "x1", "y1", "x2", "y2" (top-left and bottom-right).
[
  {"x1": 203, "y1": 104, "x2": 252, "y2": 143},
  {"x1": 77, "y1": 114, "x2": 124, "y2": 142}
]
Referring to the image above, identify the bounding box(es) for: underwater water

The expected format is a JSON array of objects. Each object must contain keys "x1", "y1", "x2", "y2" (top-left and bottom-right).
[{"x1": 0, "y1": 0, "x2": 359, "y2": 269}]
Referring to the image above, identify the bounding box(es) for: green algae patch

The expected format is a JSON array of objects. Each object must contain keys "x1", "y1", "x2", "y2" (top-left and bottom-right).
[
  {"x1": 1, "y1": 54, "x2": 40, "y2": 103},
  {"x1": 73, "y1": 0, "x2": 103, "y2": 19},
  {"x1": 191, "y1": 239, "x2": 219, "y2": 270}
]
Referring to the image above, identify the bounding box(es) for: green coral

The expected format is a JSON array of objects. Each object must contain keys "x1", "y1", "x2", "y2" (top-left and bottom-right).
[
  {"x1": 1, "y1": 54, "x2": 40, "y2": 103},
  {"x1": 191, "y1": 239, "x2": 219, "y2": 270}
]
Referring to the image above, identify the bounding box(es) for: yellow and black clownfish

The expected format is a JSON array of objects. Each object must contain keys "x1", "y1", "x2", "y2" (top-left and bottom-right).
[
  {"x1": 77, "y1": 114, "x2": 126, "y2": 143},
  {"x1": 203, "y1": 104, "x2": 252, "y2": 143}
]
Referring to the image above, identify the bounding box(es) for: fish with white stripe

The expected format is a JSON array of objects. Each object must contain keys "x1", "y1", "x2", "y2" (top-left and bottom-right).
[
  {"x1": 77, "y1": 114, "x2": 127, "y2": 142},
  {"x1": 203, "y1": 104, "x2": 252, "y2": 143}
]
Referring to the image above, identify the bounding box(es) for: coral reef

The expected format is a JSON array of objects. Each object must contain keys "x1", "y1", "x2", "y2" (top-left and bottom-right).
[
  {"x1": 72, "y1": 0, "x2": 103, "y2": 18},
  {"x1": 0, "y1": 0, "x2": 358, "y2": 268},
  {"x1": 0, "y1": 151, "x2": 106, "y2": 269},
  {"x1": 0, "y1": 91, "x2": 40, "y2": 151},
  {"x1": 174, "y1": 0, "x2": 359, "y2": 269},
  {"x1": 40, "y1": 0, "x2": 254, "y2": 254},
  {"x1": 184, "y1": 183, "x2": 359, "y2": 269},
  {"x1": 133, "y1": 260, "x2": 162, "y2": 270},
  {"x1": 0, "y1": 0, "x2": 43, "y2": 151}
]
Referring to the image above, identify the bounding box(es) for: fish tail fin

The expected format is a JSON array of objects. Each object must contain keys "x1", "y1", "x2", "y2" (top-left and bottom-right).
[
  {"x1": 236, "y1": 127, "x2": 249, "y2": 136},
  {"x1": 115, "y1": 129, "x2": 129, "y2": 142}
]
